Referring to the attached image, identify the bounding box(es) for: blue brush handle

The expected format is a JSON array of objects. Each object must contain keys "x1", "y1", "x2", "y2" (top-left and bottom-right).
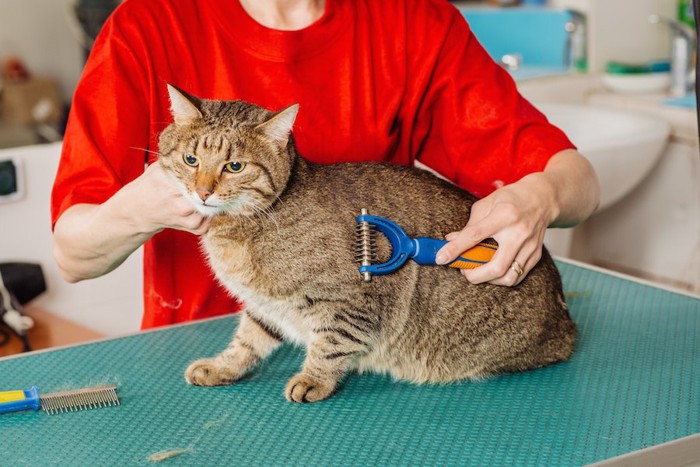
[
  {"x1": 0, "y1": 386, "x2": 40, "y2": 414},
  {"x1": 412, "y1": 237, "x2": 496, "y2": 268},
  {"x1": 411, "y1": 237, "x2": 448, "y2": 265},
  {"x1": 357, "y1": 213, "x2": 496, "y2": 277}
]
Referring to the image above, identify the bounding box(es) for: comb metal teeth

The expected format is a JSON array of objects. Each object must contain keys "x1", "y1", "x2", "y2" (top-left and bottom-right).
[
  {"x1": 39, "y1": 385, "x2": 120, "y2": 415},
  {"x1": 355, "y1": 209, "x2": 376, "y2": 282}
]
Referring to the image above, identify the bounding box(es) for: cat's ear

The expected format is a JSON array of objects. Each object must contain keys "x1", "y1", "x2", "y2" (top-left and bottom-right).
[
  {"x1": 255, "y1": 104, "x2": 299, "y2": 148},
  {"x1": 166, "y1": 83, "x2": 203, "y2": 125}
]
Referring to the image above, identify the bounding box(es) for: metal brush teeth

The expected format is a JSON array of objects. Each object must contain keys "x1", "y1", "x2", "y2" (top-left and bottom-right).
[
  {"x1": 355, "y1": 208, "x2": 377, "y2": 282},
  {"x1": 39, "y1": 385, "x2": 120, "y2": 415}
]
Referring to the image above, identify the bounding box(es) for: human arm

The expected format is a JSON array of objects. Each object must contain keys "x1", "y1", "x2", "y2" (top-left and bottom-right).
[
  {"x1": 53, "y1": 162, "x2": 210, "y2": 283},
  {"x1": 50, "y1": 7, "x2": 211, "y2": 283},
  {"x1": 436, "y1": 148, "x2": 600, "y2": 286},
  {"x1": 399, "y1": 5, "x2": 598, "y2": 285}
]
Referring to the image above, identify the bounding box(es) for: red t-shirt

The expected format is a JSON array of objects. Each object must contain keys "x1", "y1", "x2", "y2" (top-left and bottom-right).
[{"x1": 51, "y1": 0, "x2": 574, "y2": 329}]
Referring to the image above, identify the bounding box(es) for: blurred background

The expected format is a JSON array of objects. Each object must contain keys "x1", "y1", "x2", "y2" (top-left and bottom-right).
[
  {"x1": 0, "y1": 0, "x2": 697, "y2": 354},
  {"x1": 0, "y1": 0, "x2": 119, "y2": 147}
]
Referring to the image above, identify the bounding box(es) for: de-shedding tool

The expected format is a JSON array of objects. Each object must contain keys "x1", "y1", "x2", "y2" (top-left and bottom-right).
[
  {"x1": 0, "y1": 385, "x2": 120, "y2": 415},
  {"x1": 355, "y1": 209, "x2": 498, "y2": 282}
]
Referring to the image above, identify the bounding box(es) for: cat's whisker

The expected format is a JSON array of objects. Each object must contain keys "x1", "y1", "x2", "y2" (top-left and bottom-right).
[
  {"x1": 272, "y1": 194, "x2": 286, "y2": 209},
  {"x1": 259, "y1": 201, "x2": 279, "y2": 232},
  {"x1": 249, "y1": 199, "x2": 280, "y2": 234},
  {"x1": 264, "y1": 206, "x2": 281, "y2": 234},
  {"x1": 249, "y1": 205, "x2": 268, "y2": 230},
  {"x1": 237, "y1": 198, "x2": 266, "y2": 228},
  {"x1": 130, "y1": 146, "x2": 164, "y2": 158}
]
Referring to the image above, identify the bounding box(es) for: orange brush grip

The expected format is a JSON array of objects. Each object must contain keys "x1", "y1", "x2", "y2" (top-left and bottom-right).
[{"x1": 448, "y1": 242, "x2": 497, "y2": 270}]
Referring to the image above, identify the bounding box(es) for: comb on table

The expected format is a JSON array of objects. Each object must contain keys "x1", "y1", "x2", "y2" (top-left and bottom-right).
[{"x1": 0, "y1": 385, "x2": 120, "y2": 415}]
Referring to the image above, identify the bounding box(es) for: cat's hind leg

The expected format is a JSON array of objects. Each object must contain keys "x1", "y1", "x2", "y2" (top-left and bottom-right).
[{"x1": 185, "y1": 312, "x2": 283, "y2": 386}]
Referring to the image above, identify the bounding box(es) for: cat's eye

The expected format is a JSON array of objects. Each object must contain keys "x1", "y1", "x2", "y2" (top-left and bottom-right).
[
  {"x1": 224, "y1": 161, "x2": 246, "y2": 173},
  {"x1": 183, "y1": 154, "x2": 199, "y2": 167}
]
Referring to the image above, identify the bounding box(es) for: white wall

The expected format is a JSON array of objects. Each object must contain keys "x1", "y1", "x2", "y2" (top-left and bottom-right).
[
  {"x1": 585, "y1": 140, "x2": 700, "y2": 293},
  {"x1": 0, "y1": 0, "x2": 86, "y2": 102},
  {"x1": 0, "y1": 143, "x2": 143, "y2": 335}
]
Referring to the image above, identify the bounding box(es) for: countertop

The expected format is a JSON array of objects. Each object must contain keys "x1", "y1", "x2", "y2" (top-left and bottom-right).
[{"x1": 0, "y1": 260, "x2": 698, "y2": 466}]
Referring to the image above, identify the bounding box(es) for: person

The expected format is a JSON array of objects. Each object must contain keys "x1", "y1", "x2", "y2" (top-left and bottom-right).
[{"x1": 51, "y1": 0, "x2": 600, "y2": 329}]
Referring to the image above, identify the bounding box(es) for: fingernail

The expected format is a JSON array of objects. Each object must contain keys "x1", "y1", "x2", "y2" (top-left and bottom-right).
[{"x1": 436, "y1": 251, "x2": 449, "y2": 265}]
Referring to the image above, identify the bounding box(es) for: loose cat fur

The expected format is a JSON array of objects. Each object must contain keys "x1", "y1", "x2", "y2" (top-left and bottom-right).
[{"x1": 158, "y1": 84, "x2": 575, "y2": 403}]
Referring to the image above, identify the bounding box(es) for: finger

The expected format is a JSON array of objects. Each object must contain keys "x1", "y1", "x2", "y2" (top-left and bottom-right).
[
  {"x1": 463, "y1": 229, "x2": 539, "y2": 284},
  {"x1": 189, "y1": 217, "x2": 212, "y2": 236},
  {"x1": 473, "y1": 243, "x2": 542, "y2": 287},
  {"x1": 505, "y1": 235, "x2": 545, "y2": 286},
  {"x1": 172, "y1": 197, "x2": 198, "y2": 218},
  {"x1": 180, "y1": 212, "x2": 211, "y2": 233},
  {"x1": 495, "y1": 257, "x2": 528, "y2": 287},
  {"x1": 444, "y1": 232, "x2": 459, "y2": 242},
  {"x1": 510, "y1": 245, "x2": 542, "y2": 286},
  {"x1": 436, "y1": 223, "x2": 492, "y2": 265},
  {"x1": 464, "y1": 252, "x2": 521, "y2": 286},
  {"x1": 462, "y1": 241, "x2": 519, "y2": 284}
]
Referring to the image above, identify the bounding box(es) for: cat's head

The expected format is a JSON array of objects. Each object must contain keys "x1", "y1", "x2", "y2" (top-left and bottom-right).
[{"x1": 158, "y1": 84, "x2": 298, "y2": 217}]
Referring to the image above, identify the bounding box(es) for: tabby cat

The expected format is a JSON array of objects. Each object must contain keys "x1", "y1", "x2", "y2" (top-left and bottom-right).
[{"x1": 158, "y1": 84, "x2": 575, "y2": 403}]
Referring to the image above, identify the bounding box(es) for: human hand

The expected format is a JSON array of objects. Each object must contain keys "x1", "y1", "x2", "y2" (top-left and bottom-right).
[
  {"x1": 116, "y1": 161, "x2": 211, "y2": 236},
  {"x1": 52, "y1": 160, "x2": 210, "y2": 283},
  {"x1": 436, "y1": 173, "x2": 559, "y2": 286}
]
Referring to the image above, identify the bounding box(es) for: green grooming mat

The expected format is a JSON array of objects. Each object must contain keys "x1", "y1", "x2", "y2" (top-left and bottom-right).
[{"x1": 0, "y1": 260, "x2": 698, "y2": 466}]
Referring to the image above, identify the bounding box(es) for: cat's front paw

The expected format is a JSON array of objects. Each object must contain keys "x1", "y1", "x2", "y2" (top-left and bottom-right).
[
  {"x1": 185, "y1": 358, "x2": 239, "y2": 386},
  {"x1": 285, "y1": 373, "x2": 335, "y2": 403}
]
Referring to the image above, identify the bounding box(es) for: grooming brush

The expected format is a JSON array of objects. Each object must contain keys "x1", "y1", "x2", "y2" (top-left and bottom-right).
[
  {"x1": 355, "y1": 209, "x2": 497, "y2": 282},
  {"x1": 0, "y1": 385, "x2": 120, "y2": 415}
]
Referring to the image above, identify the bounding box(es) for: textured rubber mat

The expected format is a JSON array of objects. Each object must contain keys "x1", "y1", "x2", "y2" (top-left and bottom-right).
[{"x1": 0, "y1": 261, "x2": 698, "y2": 466}]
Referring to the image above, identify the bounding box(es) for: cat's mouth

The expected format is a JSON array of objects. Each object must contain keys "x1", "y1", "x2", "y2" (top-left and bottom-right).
[
  {"x1": 194, "y1": 202, "x2": 226, "y2": 217},
  {"x1": 188, "y1": 193, "x2": 226, "y2": 216},
  {"x1": 190, "y1": 193, "x2": 249, "y2": 217},
  {"x1": 185, "y1": 189, "x2": 256, "y2": 217}
]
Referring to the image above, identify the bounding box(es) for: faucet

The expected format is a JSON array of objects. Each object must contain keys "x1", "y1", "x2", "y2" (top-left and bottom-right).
[
  {"x1": 500, "y1": 53, "x2": 523, "y2": 72},
  {"x1": 649, "y1": 14, "x2": 697, "y2": 97},
  {"x1": 565, "y1": 10, "x2": 587, "y2": 73}
]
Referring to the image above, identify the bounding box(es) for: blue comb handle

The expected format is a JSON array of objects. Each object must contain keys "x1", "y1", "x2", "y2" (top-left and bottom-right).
[
  {"x1": 0, "y1": 386, "x2": 40, "y2": 414},
  {"x1": 411, "y1": 237, "x2": 449, "y2": 265},
  {"x1": 413, "y1": 238, "x2": 495, "y2": 268}
]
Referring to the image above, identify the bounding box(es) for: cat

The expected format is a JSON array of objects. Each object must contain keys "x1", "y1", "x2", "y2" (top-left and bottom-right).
[{"x1": 158, "y1": 84, "x2": 576, "y2": 403}]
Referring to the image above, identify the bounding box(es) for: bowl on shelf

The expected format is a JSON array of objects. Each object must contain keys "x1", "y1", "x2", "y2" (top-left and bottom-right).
[{"x1": 602, "y1": 72, "x2": 672, "y2": 95}]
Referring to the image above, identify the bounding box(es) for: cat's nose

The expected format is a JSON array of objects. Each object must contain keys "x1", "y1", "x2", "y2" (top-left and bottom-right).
[{"x1": 196, "y1": 188, "x2": 212, "y2": 201}]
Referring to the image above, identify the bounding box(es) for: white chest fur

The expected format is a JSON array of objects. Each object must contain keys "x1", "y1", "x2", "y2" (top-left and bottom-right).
[
  {"x1": 230, "y1": 280, "x2": 310, "y2": 345},
  {"x1": 202, "y1": 234, "x2": 311, "y2": 345}
]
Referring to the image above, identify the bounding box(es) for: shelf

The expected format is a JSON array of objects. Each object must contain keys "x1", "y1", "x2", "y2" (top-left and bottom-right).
[{"x1": 0, "y1": 305, "x2": 105, "y2": 358}]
